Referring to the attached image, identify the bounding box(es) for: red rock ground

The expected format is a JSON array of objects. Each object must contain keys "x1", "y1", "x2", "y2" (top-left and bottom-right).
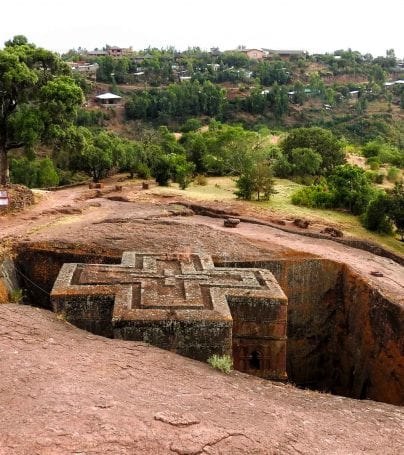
[
  {"x1": 0, "y1": 180, "x2": 403, "y2": 453},
  {"x1": 1, "y1": 304, "x2": 403, "y2": 455}
]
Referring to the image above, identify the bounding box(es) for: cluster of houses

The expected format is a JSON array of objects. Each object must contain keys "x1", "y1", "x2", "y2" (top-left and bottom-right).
[
  {"x1": 87, "y1": 46, "x2": 133, "y2": 57},
  {"x1": 83, "y1": 46, "x2": 307, "y2": 61},
  {"x1": 68, "y1": 61, "x2": 98, "y2": 79}
]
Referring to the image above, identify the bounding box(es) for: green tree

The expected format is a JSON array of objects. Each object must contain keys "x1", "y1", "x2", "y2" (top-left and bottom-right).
[
  {"x1": 152, "y1": 154, "x2": 173, "y2": 186},
  {"x1": 362, "y1": 192, "x2": 392, "y2": 233},
  {"x1": 290, "y1": 147, "x2": 322, "y2": 176},
  {"x1": 235, "y1": 162, "x2": 275, "y2": 201},
  {"x1": 10, "y1": 157, "x2": 59, "y2": 188},
  {"x1": 281, "y1": 127, "x2": 345, "y2": 173},
  {"x1": 181, "y1": 132, "x2": 208, "y2": 174},
  {"x1": 328, "y1": 164, "x2": 374, "y2": 215},
  {"x1": 119, "y1": 140, "x2": 145, "y2": 178},
  {"x1": 0, "y1": 36, "x2": 83, "y2": 184},
  {"x1": 170, "y1": 154, "x2": 196, "y2": 189},
  {"x1": 271, "y1": 83, "x2": 289, "y2": 118},
  {"x1": 388, "y1": 182, "x2": 404, "y2": 241},
  {"x1": 69, "y1": 129, "x2": 115, "y2": 182}
]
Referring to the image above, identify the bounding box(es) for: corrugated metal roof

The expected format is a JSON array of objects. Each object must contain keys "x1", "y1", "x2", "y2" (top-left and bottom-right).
[{"x1": 95, "y1": 92, "x2": 122, "y2": 100}]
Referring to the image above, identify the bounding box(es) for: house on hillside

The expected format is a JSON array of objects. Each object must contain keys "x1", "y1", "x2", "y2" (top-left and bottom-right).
[
  {"x1": 95, "y1": 92, "x2": 122, "y2": 106},
  {"x1": 69, "y1": 62, "x2": 99, "y2": 79},
  {"x1": 108, "y1": 46, "x2": 123, "y2": 57},
  {"x1": 87, "y1": 47, "x2": 133, "y2": 58},
  {"x1": 263, "y1": 49, "x2": 307, "y2": 60},
  {"x1": 87, "y1": 49, "x2": 108, "y2": 57},
  {"x1": 242, "y1": 49, "x2": 265, "y2": 60}
]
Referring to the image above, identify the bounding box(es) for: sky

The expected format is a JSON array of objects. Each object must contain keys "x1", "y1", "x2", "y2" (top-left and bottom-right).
[{"x1": 1, "y1": 0, "x2": 403, "y2": 58}]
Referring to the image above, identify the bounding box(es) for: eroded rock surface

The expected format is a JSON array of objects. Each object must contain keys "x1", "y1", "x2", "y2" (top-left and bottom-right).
[{"x1": 0, "y1": 304, "x2": 403, "y2": 455}]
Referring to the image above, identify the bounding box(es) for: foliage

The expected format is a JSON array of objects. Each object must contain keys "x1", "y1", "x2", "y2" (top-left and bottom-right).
[
  {"x1": 327, "y1": 164, "x2": 375, "y2": 215},
  {"x1": 235, "y1": 162, "x2": 275, "y2": 201},
  {"x1": 387, "y1": 166, "x2": 400, "y2": 183},
  {"x1": 255, "y1": 61, "x2": 291, "y2": 86},
  {"x1": 180, "y1": 118, "x2": 202, "y2": 133},
  {"x1": 9, "y1": 288, "x2": 23, "y2": 304},
  {"x1": 207, "y1": 354, "x2": 233, "y2": 374},
  {"x1": 76, "y1": 109, "x2": 109, "y2": 127},
  {"x1": 290, "y1": 147, "x2": 323, "y2": 176},
  {"x1": 170, "y1": 154, "x2": 196, "y2": 189},
  {"x1": 193, "y1": 174, "x2": 208, "y2": 186},
  {"x1": 362, "y1": 140, "x2": 404, "y2": 167},
  {"x1": 10, "y1": 157, "x2": 59, "y2": 188},
  {"x1": 388, "y1": 182, "x2": 404, "y2": 240},
  {"x1": 152, "y1": 154, "x2": 172, "y2": 186},
  {"x1": 273, "y1": 155, "x2": 293, "y2": 178},
  {"x1": 291, "y1": 165, "x2": 375, "y2": 215},
  {"x1": 361, "y1": 192, "x2": 393, "y2": 233},
  {"x1": 0, "y1": 36, "x2": 84, "y2": 184},
  {"x1": 291, "y1": 180, "x2": 334, "y2": 208},
  {"x1": 281, "y1": 127, "x2": 345, "y2": 173},
  {"x1": 125, "y1": 80, "x2": 227, "y2": 121}
]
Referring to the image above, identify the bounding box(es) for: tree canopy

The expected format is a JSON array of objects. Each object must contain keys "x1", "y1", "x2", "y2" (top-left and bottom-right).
[
  {"x1": 281, "y1": 127, "x2": 345, "y2": 173},
  {"x1": 0, "y1": 36, "x2": 83, "y2": 184}
]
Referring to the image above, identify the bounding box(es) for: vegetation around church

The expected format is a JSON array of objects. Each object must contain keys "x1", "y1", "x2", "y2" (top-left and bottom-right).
[{"x1": 1, "y1": 37, "x2": 403, "y2": 244}]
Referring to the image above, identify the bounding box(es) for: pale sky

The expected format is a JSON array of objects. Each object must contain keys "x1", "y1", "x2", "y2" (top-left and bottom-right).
[{"x1": 1, "y1": 0, "x2": 403, "y2": 58}]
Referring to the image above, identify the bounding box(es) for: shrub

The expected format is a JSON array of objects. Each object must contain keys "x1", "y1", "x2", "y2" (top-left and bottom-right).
[
  {"x1": 290, "y1": 147, "x2": 322, "y2": 176},
  {"x1": 327, "y1": 164, "x2": 375, "y2": 215},
  {"x1": 273, "y1": 155, "x2": 292, "y2": 177},
  {"x1": 136, "y1": 162, "x2": 151, "y2": 179},
  {"x1": 9, "y1": 288, "x2": 23, "y2": 304},
  {"x1": 367, "y1": 156, "x2": 380, "y2": 170},
  {"x1": 362, "y1": 141, "x2": 381, "y2": 158},
  {"x1": 375, "y1": 173, "x2": 384, "y2": 184},
  {"x1": 194, "y1": 174, "x2": 208, "y2": 186},
  {"x1": 365, "y1": 170, "x2": 377, "y2": 183},
  {"x1": 180, "y1": 118, "x2": 202, "y2": 133},
  {"x1": 291, "y1": 183, "x2": 334, "y2": 208},
  {"x1": 10, "y1": 157, "x2": 59, "y2": 188},
  {"x1": 207, "y1": 354, "x2": 233, "y2": 374},
  {"x1": 387, "y1": 166, "x2": 400, "y2": 182},
  {"x1": 362, "y1": 192, "x2": 393, "y2": 233}
]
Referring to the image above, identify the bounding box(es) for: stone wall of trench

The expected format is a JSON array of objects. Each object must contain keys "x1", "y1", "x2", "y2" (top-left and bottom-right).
[
  {"x1": 13, "y1": 243, "x2": 404, "y2": 405},
  {"x1": 217, "y1": 258, "x2": 403, "y2": 405}
]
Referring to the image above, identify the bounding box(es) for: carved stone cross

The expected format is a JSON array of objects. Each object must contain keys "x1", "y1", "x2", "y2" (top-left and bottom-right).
[{"x1": 51, "y1": 252, "x2": 287, "y2": 380}]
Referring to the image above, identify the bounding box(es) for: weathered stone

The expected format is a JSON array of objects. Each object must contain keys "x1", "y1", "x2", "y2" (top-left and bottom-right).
[
  {"x1": 321, "y1": 227, "x2": 344, "y2": 238},
  {"x1": 51, "y1": 252, "x2": 288, "y2": 381},
  {"x1": 57, "y1": 206, "x2": 82, "y2": 215},
  {"x1": 293, "y1": 218, "x2": 310, "y2": 229},
  {"x1": 154, "y1": 411, "x2": 200, "y2": 427},
  {"x1": 370, "y1": 270, "x2": 384, "y2": 277},
  {"x1": 224, "y1": 218, "x2": 240, "y2": 228}
]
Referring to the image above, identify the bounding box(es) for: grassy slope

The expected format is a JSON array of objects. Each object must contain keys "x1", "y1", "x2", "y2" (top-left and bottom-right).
[{"x1": 152, "y1": 176, "x2": 404, "y2": 257}]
